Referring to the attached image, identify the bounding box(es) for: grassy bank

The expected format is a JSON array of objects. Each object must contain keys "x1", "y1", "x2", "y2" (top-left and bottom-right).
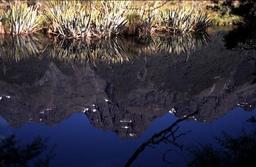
[{"x1": 0, "y1": 1, "x2": 244, "y2": 40}]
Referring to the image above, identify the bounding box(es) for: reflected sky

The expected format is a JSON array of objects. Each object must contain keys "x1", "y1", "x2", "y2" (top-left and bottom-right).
[{"x1": 0, "y1": 108, "x2": 255, "y2": 167}]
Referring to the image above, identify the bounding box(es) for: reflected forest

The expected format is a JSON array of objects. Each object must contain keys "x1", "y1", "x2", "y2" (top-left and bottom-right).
[{"x1": 0, "y1": 0, "x2": 256, "y2": 167}]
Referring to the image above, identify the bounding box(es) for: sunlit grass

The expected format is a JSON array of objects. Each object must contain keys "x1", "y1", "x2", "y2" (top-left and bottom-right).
[
  {"x1": 45, "y1": 0, "x2": 130, "y2": 39},
  {"x1": 154, "y1": 8, "x2": 211, "y2": 34},
  {"x1": 210, "y1": 13, "x2": 242, "y2": 26},
  {"x1": 92, "y1": 1, "x2": 130, "y2": 38},
  {"x1": 0, "y1": 0, "x2": 243, "y2": 38},
  {"x1": 45, "y1": 1, "x2": 91, "y2": 39},
  {"x1": 2, "y1": 2, "x2": 44, "y2": 34}
]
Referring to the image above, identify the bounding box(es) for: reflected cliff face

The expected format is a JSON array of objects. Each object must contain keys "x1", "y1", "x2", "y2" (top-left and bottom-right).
[{"x1": 0, "y1": 28, "x2": 255, "y2": 139}]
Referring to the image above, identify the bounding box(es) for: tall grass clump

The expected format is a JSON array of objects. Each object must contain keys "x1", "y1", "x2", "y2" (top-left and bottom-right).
[
  {"x1": 154, "y1": 8, "x2": 211, "y2": 35},
  {"x1": 127, "y1": 2, "x2": 159, "y2": 37},
  {"x1": 91, "y1": 1, "x2": 130, "y2": 38},
  {"x1": 45, "y1": 1, "x2": 130, "y2": 40},
  {"x1": 2, "y1": 2, "x2": 44, "y2": 35},
  {"x1": 45, "y1": 1, "x2": 91, "y2": 39}
]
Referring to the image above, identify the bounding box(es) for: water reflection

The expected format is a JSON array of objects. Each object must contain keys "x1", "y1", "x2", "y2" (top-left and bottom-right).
[
  {"x1": 0, "y1": 23, "x2": 255, "y2": 166},
  {"x1": 49, "y1": 38, "x2": 130, "y2": 64},
  {"x1": 224, "y1": 20, "x2": 256, "y2": 50},
  {"x1": 0, "y1": 33, "x2": 209, "y2": 64},
  {"x1": 0, "y1": 35, "x2": 47, "y2": 62},
  {"x1": 188, "y1": 119, "x2": 256, "y2": 167},
  {"x1": 0, "y1": 135, "x2": 54, "y2": 167},
  {"x1": 125, "y1": 112, "x2": 197, "y2": 167},
  {"x1": 143, "y1": 33, "x2": 209, "y2": 56},
  {"x1": 124, "y1": 110, "x2": 256, "y2": 167},
  {"x1": 0, "y1": 29, "x2": 255, "y2": 139}
]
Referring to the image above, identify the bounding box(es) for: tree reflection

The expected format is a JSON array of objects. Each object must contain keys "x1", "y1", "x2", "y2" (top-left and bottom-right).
[
  {"x1": 188, "y1": 122, "x2": 256, "y2": 167},
  {"x1": 224, "y1": 20, "x2": 256, "y2": 50},
  {"x1": 125, "y1": 111, "x2": 198, "y2": 167},
  {"x1": 0, "y1": 135, "x2": 54, "y2": 167},
  {"x1": 223, "y1": 0, "x2": 256, "y2": 50}
]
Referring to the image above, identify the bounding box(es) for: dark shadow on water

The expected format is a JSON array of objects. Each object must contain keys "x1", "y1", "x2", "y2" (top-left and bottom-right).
[
  {"x1": 223, "y1": 0, "x2": 256, "y2": 50},
  {"x1": 188, "y1": 118, "x2": 256, "y2": 167},
  {"x1": 0, "y1": 135, "x2": 55, "y2": 167},
  {"x1": 224, "y1": 20, "x2": 256, "y2": 50}
]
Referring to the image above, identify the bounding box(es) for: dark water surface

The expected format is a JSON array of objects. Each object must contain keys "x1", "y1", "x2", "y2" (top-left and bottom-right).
[{"x1": 0, "y1": 27, "x2": 256, "y2": 167}]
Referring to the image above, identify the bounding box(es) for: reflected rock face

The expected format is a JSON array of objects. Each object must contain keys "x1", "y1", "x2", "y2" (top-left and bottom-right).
[{"x1": 0, "y1": 30, "x2": 256, "y2": 138}]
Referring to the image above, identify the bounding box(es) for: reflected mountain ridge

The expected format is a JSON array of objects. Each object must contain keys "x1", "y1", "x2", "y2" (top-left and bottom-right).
[{"x1": 0, "y1": 29, "x2": 255, "y2": 138}]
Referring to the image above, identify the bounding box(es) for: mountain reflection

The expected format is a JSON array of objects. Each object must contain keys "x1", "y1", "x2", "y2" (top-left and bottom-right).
[{"x1": 0, "y1": 30, "x2": 255, "y2": 138}]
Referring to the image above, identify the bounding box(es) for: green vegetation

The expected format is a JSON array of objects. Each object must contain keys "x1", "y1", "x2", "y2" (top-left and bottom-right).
[
  {"x1": 0, "y1": 1, "x2": 213, "y2": 39},
  {"x1": 1, "y1": 2, "x2": 44, "y2": 34},
  {"x1": 156, "y1": 8, "x2": 211, "y2": 34},
  {"x1": 0, "y1": 0, "x2": 251, "y2": 40},
  {"x1": 206, "y1": 1, "x2": 243, "y2": 26},
  {"x1": 45, "y1": 1, "x2": 91, "y2": 39},
  {"x1": 92, "y1": 1, "x2": 130, "y2": 38}
]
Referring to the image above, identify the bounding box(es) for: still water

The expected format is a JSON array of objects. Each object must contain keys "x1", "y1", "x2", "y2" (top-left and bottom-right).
[{"x1": 0, "y1": 27, "x2": 256, "y2": 167}]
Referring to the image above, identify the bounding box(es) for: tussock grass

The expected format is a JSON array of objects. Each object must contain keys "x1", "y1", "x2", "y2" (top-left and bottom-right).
[
  {"x1": 45, "y1": 1, "x2": 91, "y2": 39},
  {"x1": 0, "y1": 0, "x2": 242, "y2": 39},
  {"x1": 0, "y1": 1, "x2": 213, "y2": 38},
  {"x1": 154, "y1": 8, "x2": 211, "y2": 35},
  {"x1": 1, "y1": 2, "x2": 44, "y2": 34}
]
